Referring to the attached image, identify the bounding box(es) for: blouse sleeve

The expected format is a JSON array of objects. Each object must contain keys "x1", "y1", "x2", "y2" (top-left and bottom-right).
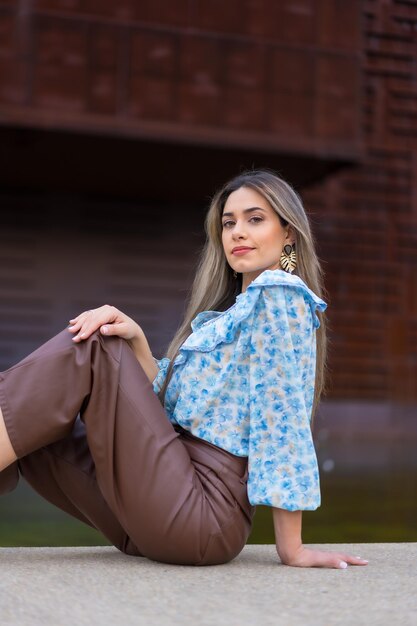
[
  {"x1": 247, "y1": 283, "x2": 321, "y2": 511},
  {"x1": 151, "y1": 357, "x2": 171, "y2": 394}
]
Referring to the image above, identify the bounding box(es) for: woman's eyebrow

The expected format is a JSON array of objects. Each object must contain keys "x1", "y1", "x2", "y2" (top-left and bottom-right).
[{"x1": 222, "y1": 206, "x2": 267, "y2": 217}]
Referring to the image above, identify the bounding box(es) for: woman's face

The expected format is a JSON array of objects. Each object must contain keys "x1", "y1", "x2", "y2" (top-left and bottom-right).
[{"x1": 221, "y1": 186, "x2": 295, "y2": 292}]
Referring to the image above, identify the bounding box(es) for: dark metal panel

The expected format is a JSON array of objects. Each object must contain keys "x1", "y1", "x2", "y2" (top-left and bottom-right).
[{"x1": 0, "y1": 193, "x2": 205, "y2": 371}]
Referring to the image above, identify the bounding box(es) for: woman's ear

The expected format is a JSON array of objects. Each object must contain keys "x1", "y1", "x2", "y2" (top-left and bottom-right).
[{"x1": 286, "y1": 225, "x2": 296, "y2": 246}]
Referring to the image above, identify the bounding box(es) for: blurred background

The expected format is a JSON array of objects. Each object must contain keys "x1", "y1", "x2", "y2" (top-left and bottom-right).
[{"x1": 0, "y1": 0, "x2": 416, "y2": 546}]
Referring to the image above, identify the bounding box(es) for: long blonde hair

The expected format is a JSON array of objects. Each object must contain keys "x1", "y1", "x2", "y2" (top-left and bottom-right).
[{"x1": 159, "y1": 169, "x2": 328, "y2": 420}]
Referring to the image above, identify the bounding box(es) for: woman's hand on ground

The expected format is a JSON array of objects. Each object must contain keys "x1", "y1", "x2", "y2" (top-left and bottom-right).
[
  {"x1": 68, "y1": 305, "x2": 141, "y2": 343},
  {"x1": 278, "y1": 546, "x2": 369, "y2": 569}
]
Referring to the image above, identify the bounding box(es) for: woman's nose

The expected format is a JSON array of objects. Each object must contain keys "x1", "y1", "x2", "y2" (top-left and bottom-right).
[{"x1": 232, "y1": 222, "x2": 247, "y2": 239}]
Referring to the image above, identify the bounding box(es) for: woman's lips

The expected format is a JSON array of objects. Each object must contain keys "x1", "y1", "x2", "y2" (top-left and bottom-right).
[{"x1": 232, "y1": 247, "x2": 254, "y2": 256}]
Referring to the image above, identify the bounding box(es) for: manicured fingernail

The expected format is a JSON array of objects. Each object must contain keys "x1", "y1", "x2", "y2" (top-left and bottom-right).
[
  {"x1": 80, "y1": 332, "x2": 86, "y2": 338},
  {"x1": 339, "y1": 561, "x2": 348, "y2": 569},
  {"x1": 101, "y1": 326, "x2": 108, "y2": 334}
]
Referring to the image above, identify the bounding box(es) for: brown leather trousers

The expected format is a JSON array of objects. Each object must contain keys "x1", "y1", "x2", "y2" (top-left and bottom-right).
[{"x1": 0, "y1": 329, "x2": 255, "y2": 565}]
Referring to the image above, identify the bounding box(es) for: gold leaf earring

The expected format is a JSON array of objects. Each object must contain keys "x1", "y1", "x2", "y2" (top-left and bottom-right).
[{"x1": 280, "y1": 243, "x2": 297, "y2": 273}]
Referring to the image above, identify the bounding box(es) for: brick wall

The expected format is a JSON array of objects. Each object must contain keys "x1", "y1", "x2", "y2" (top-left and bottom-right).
[
  {"x1": 0, "y1": 0, "x2": 362, "y2": 158},
  {"x1": 303, "y1": 0, "x2": 417, "y2": 407}
]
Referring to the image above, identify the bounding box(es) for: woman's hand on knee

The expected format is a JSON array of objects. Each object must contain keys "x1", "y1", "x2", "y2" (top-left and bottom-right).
[{"x1": 68, "y1": 305, "x2": 142, "y2": 343}]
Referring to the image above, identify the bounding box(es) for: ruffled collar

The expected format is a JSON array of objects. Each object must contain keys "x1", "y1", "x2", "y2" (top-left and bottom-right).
[{"x1": 174, "y1": 269, "x2": 327, "y2": 365}]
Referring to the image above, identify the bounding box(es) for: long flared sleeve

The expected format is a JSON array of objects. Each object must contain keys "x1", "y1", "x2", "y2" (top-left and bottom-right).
[
  {"x1": 151, "y1": 357, "x2": 171, "y2": 394},
  {"x1": 247, "y1": 281, "x2": 325, "y2": 511}
]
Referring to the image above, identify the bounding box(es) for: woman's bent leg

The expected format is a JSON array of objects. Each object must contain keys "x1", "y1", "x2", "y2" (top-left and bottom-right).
[
  {"x1": 0, "y1": 329, "x2": 251, "y2": 564},
  {"x1": 0, "y1": 405, "x2": 17, "y2": 470},
  {"x1": 18, "y1": 416, "x2": 140, "y2": 555}
]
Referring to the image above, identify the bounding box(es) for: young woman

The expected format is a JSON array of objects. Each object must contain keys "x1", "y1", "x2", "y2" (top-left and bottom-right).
[{"x1": 0, "y1": 169, "x2": 368, "y2": 569}]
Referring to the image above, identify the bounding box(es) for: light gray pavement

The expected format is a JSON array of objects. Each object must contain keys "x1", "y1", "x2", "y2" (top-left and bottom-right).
[{"x1": 1, "y1": 543, "x2": 416, "y2": 626}]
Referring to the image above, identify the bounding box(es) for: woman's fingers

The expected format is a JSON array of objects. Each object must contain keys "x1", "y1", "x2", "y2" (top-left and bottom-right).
[
  {"x1": 68, "y1": 311, "x2": 94, "y2": 339},
  {"x1": 68, "y1": 310, "x2": 93, "y2": 326},
  {"x1": 314, "y1": 552, "x2": 369, "y2": 569},
  {"x1": 283, "y1": 548, "x2": 369, "y2": 569},
  {"x1": 341, "y1": 553, "x2": 369, "y2": 566},
  {"x1": 68, "y1": 310, "x2": 93, "y2": 325},
  {"x1": 100, "y1": 322, "x2": 127, "y2": 337},
  {"x1": 315, "y1": 551, "x2": 369, "y2": 569},
  {"x1": 67, "y1": 306, "x2": 138, "y2": 343},
  {"x1": 67, "y1": 318, "x2": 87, "y2": 335},
  {"x1": 68, "y1": 306, "x2": 118, "y2": 342},
  {"x1": 307, "y1": 550, "x2": 347, "y2": 569}
]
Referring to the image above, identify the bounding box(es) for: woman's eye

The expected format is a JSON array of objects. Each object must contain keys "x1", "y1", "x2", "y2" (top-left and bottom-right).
[
  {"x1": 222, "y1": 216, "x2": 263, "y2": 228},
  {"x1": 249, "y1": 216, "x2": 263, "y2": 224}
]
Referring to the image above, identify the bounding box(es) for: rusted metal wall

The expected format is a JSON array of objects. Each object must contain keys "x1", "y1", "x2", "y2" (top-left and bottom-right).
[
  {"x1": 303, "y1": 0, "x2": 417, "y2": 411},
  {"x1": 0, "y1": 0, "x2": 362, "y2": 158}
]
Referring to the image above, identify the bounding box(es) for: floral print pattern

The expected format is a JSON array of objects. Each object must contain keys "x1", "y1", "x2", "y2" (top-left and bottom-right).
[{"x1": 152, "y1": 269, "x2": 327, "y2": 511}]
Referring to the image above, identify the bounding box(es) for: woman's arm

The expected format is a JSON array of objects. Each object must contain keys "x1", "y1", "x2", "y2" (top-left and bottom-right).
[
  {"x1": 245, "y1": 281, "x2": 369, "y2": 569},
  {"x1": 67, "y1": 305, "x2": 158, "y2": 384},
  {"x1": 272, "y1": 507, "x2": 302, "y2": 563},
  {"x1": 272, "y1": 507, "x2": 369, "y2": 569},
  {"x1": 127, "y1": 326, "x2": 159, "y2": 382}
]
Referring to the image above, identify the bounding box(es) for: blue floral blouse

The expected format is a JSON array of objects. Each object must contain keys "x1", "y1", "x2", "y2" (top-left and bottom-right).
[{"x1": 152, "y1": 269, "x2": 327, "y2": 511}]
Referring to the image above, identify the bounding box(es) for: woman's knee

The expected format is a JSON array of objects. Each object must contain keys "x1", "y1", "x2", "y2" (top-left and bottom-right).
[
  {"x1": 114, "y1": 535, "x2": 143, "y2": 558},
  {"x1": 196, "y1": 512, "x2": 251, "y2": 566}
]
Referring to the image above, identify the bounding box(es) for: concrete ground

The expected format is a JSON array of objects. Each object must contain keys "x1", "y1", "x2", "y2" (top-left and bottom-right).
[{"x1": 1, "y1": 543, "x2": 416, "y2": 626}]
